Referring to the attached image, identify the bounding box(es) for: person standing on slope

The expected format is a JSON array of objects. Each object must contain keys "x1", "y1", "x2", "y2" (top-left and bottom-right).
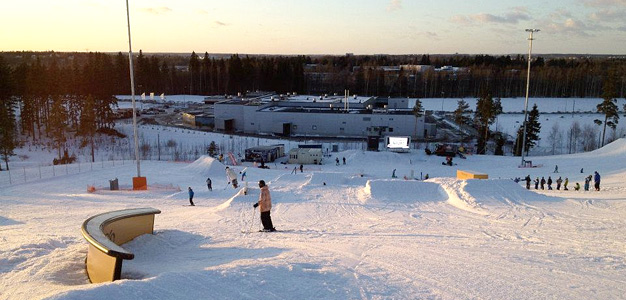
[
  {"x1": 206, "y1": 177, "x2": 212, "y2": 191},
  {"x1": 240, "y1": 167, "x2": 248, "y2": 181},
  {"x1": 524, "y1": 175, "x2": 531, "y2": 190},
  {"x1": 563, "y1": 178, "x2": 569, "y2": 191},
  {"x1": 547, "y1": 176, "x2": 553, "y2": 190},
  {"x1": 253, "y1": 180, "x2": 276, "y2": 232},
  {"x1": 594, "y1": 171, "x2": 601, "y2": 191},
  {"x1": 226, "y1": 167, "x2": 238, "y2": 188},
  {"x1": 188, "y1": 187, "x2": 195, "y2": 206},
  {"x1": 534, "y1": 177, "x2": 539, "y2": 190},
  {"x1": 556, "y1": 177, "x2": 563, "y2": 190},
  {"x1": 540, "y1": 177, "x2": 546, "y2": 190}
]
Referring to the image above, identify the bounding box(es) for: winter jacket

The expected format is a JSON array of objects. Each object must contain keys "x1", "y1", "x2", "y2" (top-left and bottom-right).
[
  {"x1": 226, "y1": 168, "x2": 237, "y2": 181},
  {"x1": 594, "y1": 172, "x2": 601, "y2": 183},
  {"x1": 258, "y1": 185, "x2": 272, "y2": 212},
  {"x1": 188, "y1": 189, "x2": 194, "y2": 198}
]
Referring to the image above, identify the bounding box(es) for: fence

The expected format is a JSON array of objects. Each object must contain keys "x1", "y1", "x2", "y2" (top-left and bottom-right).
[{"x1": 0, "y1": 159, "x2": 135, "y2": 188}]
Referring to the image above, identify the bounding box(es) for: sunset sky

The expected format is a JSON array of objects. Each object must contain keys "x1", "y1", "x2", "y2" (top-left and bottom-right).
[{"x1": 2, "y1": 0, "x2": 626, "y2": 54}]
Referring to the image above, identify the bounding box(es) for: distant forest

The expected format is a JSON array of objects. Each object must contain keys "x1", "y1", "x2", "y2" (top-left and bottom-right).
[{"x1": 1, "y1": 51, "x2": 626, "y2": 99}]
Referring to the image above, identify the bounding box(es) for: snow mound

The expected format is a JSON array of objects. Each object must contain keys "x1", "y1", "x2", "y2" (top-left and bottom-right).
[
  {"x1": 308, "y1": 172, "x2": 369, "y2": 187},
  {"x1": 463, "y1": 179, "x2": 561, "y2": 206},
  {"x1": 588, "y1": 138, "x2": 626, "y2": 158},
  {"x1": 362, "y1": 179, "x2": 447, "y2": 203},
  {"x1": 184, "y1": 155, "x2": 226, "y2": 176}
]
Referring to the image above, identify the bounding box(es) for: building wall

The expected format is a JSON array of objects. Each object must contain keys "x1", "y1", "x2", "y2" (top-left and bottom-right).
[{"x1": 215, "y1": 102, "x2": 426, "y2": 138}]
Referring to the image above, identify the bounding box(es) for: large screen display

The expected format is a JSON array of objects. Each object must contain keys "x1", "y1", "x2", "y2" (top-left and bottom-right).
[{"x1": 387, "y1": 136, "x2": 410, "y2": 149}]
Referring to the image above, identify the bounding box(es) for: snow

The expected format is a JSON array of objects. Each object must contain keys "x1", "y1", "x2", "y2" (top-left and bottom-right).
[{"x1": 2, "y1": 135, "x2": 626, "y2": 299}]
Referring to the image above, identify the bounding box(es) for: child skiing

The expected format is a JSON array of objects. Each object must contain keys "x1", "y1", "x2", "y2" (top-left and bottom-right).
[{"x1": 188, "y1": 187, "x2": 195, "y2": 206}]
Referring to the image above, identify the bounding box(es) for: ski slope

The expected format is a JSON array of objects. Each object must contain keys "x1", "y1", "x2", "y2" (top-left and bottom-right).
[{"x1": 2, "y1": 140, "x2": 626, "y2": 299}]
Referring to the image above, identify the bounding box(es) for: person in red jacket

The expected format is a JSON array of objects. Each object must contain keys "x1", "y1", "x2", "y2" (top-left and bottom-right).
[{"x1": 253, "y1": 180, "x2": 276, "y2": 232}]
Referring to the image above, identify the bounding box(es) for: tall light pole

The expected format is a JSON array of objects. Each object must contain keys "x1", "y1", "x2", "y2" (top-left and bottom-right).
[
  {"x1": 521, "y1": 29, "x2": 539, "y2": 166},
  {"x1": 126, "y1": 0, "x2": 145, "y2": 189}
]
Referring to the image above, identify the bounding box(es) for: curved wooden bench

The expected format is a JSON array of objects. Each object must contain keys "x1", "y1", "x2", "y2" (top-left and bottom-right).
[{"x1": 81, "y1": 207, "x2": 161, "y2": 283}]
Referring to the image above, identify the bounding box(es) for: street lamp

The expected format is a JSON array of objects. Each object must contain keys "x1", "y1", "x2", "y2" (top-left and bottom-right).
[
  {"x1": 521, "y1": 29, "x2": 539, "y2": 166},
  {"x1": 126, "y1": 0, "x2": 146, "y2": 189}
]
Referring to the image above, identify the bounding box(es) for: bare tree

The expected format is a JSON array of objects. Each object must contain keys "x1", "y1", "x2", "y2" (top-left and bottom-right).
[
  {"x1": 567, "y1": 121, "x2": 582, "y2": 154},
  {"x1": 581, "y1": 124, "x2": 599, "y2": 152},
  {"x1": 547, "y1": 123, "x2": 563, "y2": 155}
]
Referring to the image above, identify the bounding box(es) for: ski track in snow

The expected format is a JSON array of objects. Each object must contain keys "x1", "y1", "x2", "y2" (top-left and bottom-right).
[{"x1": 2, "y1": 141, "x2": 626, "y2": 299}]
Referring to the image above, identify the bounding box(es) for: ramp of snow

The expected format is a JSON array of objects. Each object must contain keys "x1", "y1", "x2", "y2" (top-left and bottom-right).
[
  {"x1": 184, "y1": 155, "x2": 226, "y2": 176},
  {"x1": 362, "y1": 179, "x2": 447, "y2": 203}
]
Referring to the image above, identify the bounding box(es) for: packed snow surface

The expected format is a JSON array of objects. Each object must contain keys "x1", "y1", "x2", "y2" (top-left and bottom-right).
[{"x1": 2, "y1": 139, "x2": 626, "y2": 299}]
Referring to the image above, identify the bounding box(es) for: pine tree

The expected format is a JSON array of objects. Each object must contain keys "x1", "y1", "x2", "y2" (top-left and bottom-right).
[
  {"x1": 514, "y1": 104, "x2": 541, "y2": 156},
  {"x1": 0, "y1": 56, "x2": 16, "y2": 170},
  {"x1": 49, "y1": 96, "x2": 68, "y2": 159},
  {"x1": 453, "y1": 99, "x2": 471, "y2": 126},
  {"x1": 595, "y1": 72, "x2": 619, "y2": 147},
  {"x1": 412, "y1": 99, "x2": 424, "y2": 139},
  {"x1": 79, "y1": 95, "x2": 97, "y2": 162},
  {"x1": 473, "y1": 90, "x2": 502, "y2": 154}
]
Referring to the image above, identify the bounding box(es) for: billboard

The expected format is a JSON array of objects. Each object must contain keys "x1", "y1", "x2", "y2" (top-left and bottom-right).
[{"x1": 386, "y1": 136, "x2": 410, "y2": 152}]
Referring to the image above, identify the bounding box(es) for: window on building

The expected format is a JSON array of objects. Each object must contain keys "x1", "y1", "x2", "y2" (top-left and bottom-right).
[
  {"x1": 293, "y1": 125, "x2": 298, "y2": 130},
  {"x1": 363, "y1": 117, "x2": 371, "y2": 121},
  {"x1": 389, "y1": 118, "x2": 394, "y2": 121},
  {"x1": 389, "y1": 128, "x2": 394, "y2": 132},
  {"x1": 342, "y1": 121, "x2": 346, "y2": 124},
  {"x1": 340, "y1": 128, "x2": 345, "y2": 131}
]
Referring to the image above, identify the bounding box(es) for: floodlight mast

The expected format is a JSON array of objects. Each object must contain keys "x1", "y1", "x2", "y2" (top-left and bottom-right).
[
  {"x1": 521, "y1": 29, "x2": 539, "y2": 166},
  {"x1": 126, "y1": 0, "x2": 141, "y2": 177}
]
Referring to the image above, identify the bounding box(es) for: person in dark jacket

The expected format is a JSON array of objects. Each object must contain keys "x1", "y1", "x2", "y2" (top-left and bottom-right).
[
  {"x1": 540, "y1": 177, "x2": 546, "y2": 190},
  {"x1": 188, "y1": 187, "x2": 195, "y2": 206},
  {"x1": 253, "y1": 180, "x2": 275, "y2": 232},
  {"x1": 206, "y1": 177, "x2": 212, "y2": 191},
  {"x1": 556, "y1": 177, "x2": 562, "y2": 190},
  {"x1": 594, "y1": 171, "x2": 601, "y2": 191},
  {"x1": 547, "y1": 176, "x2": 553, "y2": 190},
  {"x1": 534, "y1": 177, "x2": 539, "y2": 189},
  {"x1": 524, "y1": 175, "x2": 531, "y2": 189}
]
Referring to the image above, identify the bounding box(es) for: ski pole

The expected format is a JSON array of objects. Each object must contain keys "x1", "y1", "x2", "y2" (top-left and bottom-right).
[{"x1": 248, "y1": 208, "x2": 257, "y2": 233}]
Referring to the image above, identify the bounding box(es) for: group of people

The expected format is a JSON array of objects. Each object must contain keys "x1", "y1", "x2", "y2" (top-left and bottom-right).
[
  {"x1": 523, "y1": 171, "x2": 601, "y2": 192},
  {"x1": 335, "y1": 157, "x2": 346, "y2": 166},
  {"x1": 187, "y1": 166, "x2": 277, "y2": 232}
]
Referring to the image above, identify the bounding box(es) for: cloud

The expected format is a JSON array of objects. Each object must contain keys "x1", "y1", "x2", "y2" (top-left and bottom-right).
[
  {"x1": 540, "y1": 18, "x2": 596, "y2": 36},
  {"x1": 450, "y1": 10, "x2": 531, "y2": 25},
  {"x1": 196, "y1": 9, "x2": 209, "y2": 15},
  {"x1": 581, "y1": 0, "x2": 626, "y2": 7},
  {"x1": 590, "y1": 9, "x2": 626, "y2": 21},
  {"x1": 140, "y1": 7, "x2": 172, "y2": 15},
  {"x1": 401, "y1": 29, "x2": 440, "y2": 41},
  {"x1": 387, "y1": 0, "x2": 402, "y2": 12}
]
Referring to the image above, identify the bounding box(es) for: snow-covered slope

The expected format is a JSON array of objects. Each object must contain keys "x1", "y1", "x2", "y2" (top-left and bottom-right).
[{"x1": 2, "y1": 140, "x2": 626, "y2": 299}]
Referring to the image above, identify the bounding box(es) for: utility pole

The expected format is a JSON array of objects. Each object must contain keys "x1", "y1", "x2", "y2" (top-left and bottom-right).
[{"x1": 521, "y1": 29, "x2": 539, "y2": 166}]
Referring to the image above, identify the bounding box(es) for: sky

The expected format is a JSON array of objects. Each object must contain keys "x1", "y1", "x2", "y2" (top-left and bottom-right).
[{"x1": 2, "y1": 0, "x2": 626, "y2": 55}]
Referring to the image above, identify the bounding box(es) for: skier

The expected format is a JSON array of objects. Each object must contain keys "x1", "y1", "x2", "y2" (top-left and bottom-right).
[
  {"x1": 524, "y1": 175, "x2": 531, "y2": 189},
  {"x1": 392, "y1": 169, "x2": 397, "y2": 178},
  {"x1": 534, "y1": 177, "x2": 539, "y2": 189},
  {"x1": 342, "y1": 157, "x2": 346, "y2": 165},
  {"x1": 564, "y1": 178, "x2": 569, "y2": 191},
  {"x1": 240, "y1": 167, "x2": 247, "y2": 181},
  {"x1": 335, "y1": 157, "x2": 340, "y2": 166},
  {"x1": 547, "y1": 176, "x2": 553, "y2": 190},
  {"x1": 556, "y1": 177, "x2": 562, "y2": 190},
  {"x1": 188, "y1": 187, "x2": 195, "y2": 206},
  {"x1": 594, "y1": 171, "x2": 601, "y2": 191},
  {"x1": 424, "y1": 173, "x2": 429, "y2": 180},
  {"x1": 299, "y1": 164, "x2": 303, "y2": 173},
  {"x1": 540, "y1": 177, "x2": 546, "y2": 190},
  {"x1": 206, "y1": 177, "x2": 212, "y2": 191},
  {"x1": 554, "y1": 165, "x2": 559, "y2": 173},
  {"x1": 584, "y1": 176, "x2": 590, "y2": 191},
  {"x1": 574, "y1": 182, "x2": 580, "y2": 191},
  {"x1": 226, "y1": 167, "x2": 238, "y2": 188},
  {"x1": 253, "y1": 180, "x2": 276, "y2": 232}
]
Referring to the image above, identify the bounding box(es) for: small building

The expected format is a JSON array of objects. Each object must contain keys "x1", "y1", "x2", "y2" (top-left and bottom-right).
[
  {"x1": 182, "y1": 111, "x2": 214, "y2": 128},
  {"x1": 288, "y1": 148, "x2": 323, "y2": 165},
  {"x1": 244, "y1": 145, "x2": 285, "y2": 162}
]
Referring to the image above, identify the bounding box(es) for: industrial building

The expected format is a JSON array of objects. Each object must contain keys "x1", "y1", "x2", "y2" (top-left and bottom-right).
[{"x1": 213, "y1": 94, "x2": 434, "y2": 139}]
